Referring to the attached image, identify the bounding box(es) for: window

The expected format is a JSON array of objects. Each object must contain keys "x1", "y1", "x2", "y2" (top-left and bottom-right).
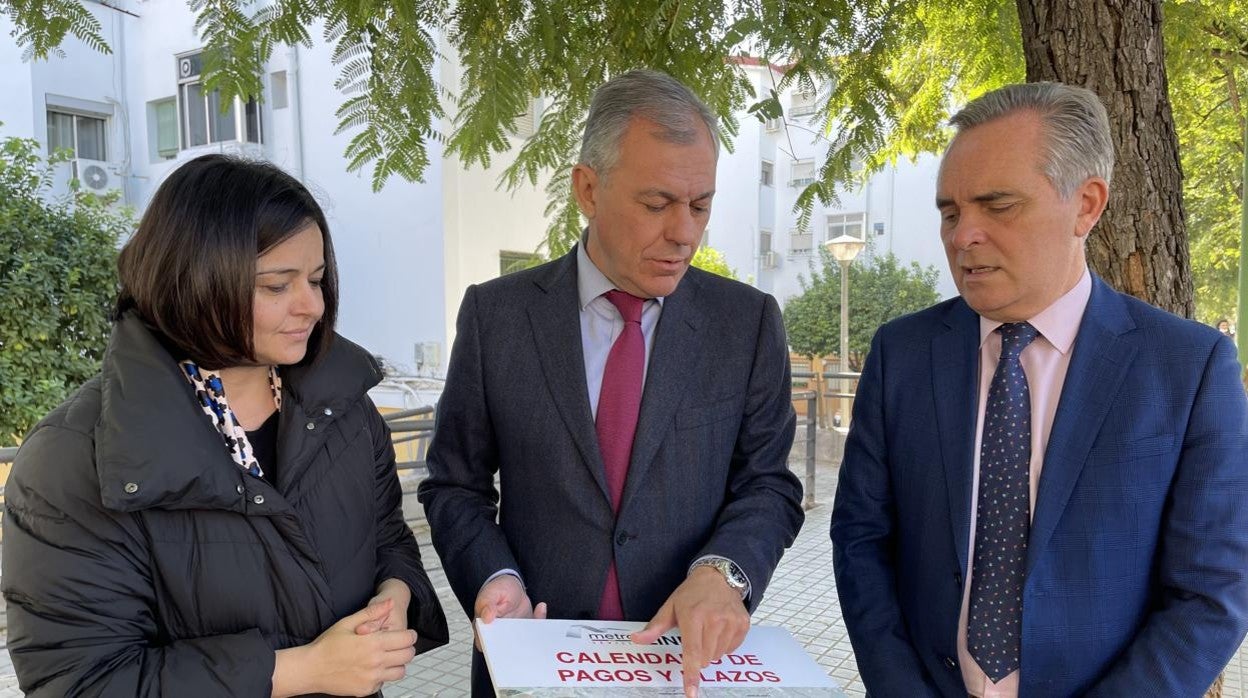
[
  {"x1": 789, "y1": 230, "x2": 813, "y2": 255},
  {"x1": 760, "y1": 160, "x2": 774, "y2": 187},
  {"x1": 511, "y1": 98, "x2": 544, "y2": 139},
  {"x1": 826, "y1": 212, "x2": 866, "y2": 240},
  {"x1": 46, "y1": 110, "x2": 107, "y2": 160},
  {"x1": 789, "y1": 159, "x2": 816, "y2": 187},
  {"x1": 760, "y1": 230, "x2": 777, "y2": 268},
  {"x1": 147, "y1": 99, "x2": 179, "y2": 160},
  {"x1": 764, "y1": 116, "x2": 781, "y2": 132},
  {"x1": 271, "y1": 71, "x2": 289, "y2": 110},
  {"x1": 177, "y1": 51, "x2": 262, "y2": 148},
  {"x1": 499, "y1": 250, "x2": 541, "y2": 276},
  {"x1": 790, "y1": 88, "x2": 817, "y2": 117}
]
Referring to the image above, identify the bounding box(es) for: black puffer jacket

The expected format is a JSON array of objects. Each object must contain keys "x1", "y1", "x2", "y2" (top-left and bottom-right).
[{"x1": 1, "y1": 313, "x2": 448, "y2": 696}]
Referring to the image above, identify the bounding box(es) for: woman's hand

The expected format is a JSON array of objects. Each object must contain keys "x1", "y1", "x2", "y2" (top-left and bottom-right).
[
  {"x1": 357, "y1": 578, "x2": 412, "y2": 634},
  {"x1": 272, "y1": 598, "x2": 417, "y2": 697}
]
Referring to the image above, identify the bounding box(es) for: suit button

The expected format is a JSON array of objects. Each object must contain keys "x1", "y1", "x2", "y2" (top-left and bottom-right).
[
  {"x1": 253, "y1": 494, "x2": 265, "y2": 505},
  {"x1": 943, "y1": 656, "x2": 957, "y2": 670},
  {"x1": 616, "y1": 531, "x2": 629, "y2": 546}
]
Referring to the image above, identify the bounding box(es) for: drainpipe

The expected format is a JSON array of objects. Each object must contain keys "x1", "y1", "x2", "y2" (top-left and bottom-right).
[{"x1": 287, "y1": 44, "x2": 305, "y2": 179}]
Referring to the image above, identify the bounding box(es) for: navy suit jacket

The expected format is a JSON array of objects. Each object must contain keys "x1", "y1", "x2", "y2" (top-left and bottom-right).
[
  {"x1": 831, "y1": 275, "x2": 1248, "y2": 697},
  {"x1": 420, "y1": 248, "x2": 804, "y2": 691}
]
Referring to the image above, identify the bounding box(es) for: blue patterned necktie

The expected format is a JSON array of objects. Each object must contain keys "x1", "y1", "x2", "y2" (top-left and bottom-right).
[{"x1": 968, "y1": 321, "x2": 1039, "y2": 682}]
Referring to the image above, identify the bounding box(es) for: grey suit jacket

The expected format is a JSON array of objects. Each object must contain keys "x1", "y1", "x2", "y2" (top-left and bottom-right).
[{"x1": 419, "y1": 247, "x2": 804, "y2": 622}]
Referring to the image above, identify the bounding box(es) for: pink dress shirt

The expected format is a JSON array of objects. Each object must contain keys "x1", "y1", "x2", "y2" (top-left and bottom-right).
[{"x1": 958, "y1": 270, "x2": 1092, "y2": 697}]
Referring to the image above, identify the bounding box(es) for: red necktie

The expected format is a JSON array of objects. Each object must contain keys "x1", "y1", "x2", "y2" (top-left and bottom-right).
[{"x1": 596, "y1": 289, "x2": 645, "y2": 620}]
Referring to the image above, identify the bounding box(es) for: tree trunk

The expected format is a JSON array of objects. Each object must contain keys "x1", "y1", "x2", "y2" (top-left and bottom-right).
[
  {"x1": 1016, "y1": 0, "x2": 1194, "y2": 317},
  {"x1": 1017, "y1": 2, "x2": 1218, "y2": 695}
]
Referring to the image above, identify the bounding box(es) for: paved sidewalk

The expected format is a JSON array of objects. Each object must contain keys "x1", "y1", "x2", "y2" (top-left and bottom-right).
[{"x1": 1, "y1": 444, "x2": 1247, "y2": 696}]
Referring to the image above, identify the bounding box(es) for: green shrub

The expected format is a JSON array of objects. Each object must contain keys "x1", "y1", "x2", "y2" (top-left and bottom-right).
[{"x1": 0, "y1": 135, "x2": 132, "y2": 444}]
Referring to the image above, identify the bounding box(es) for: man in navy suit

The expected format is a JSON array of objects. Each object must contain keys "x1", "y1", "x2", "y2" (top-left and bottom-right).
[
  {"x1": 830, "y1": 82, "x2": 1248, "y2": 696},
  {"x1": 420, "y1": 70, "x2": 804, "y2": 697}
]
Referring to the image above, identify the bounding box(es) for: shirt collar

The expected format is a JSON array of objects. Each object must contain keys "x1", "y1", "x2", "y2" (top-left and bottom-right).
[
  {"x1": 978, "y1": 268, "x2": 1091, "y2": 354},
  {"x1": 576, "y1": 231, "x2": 665, "y2": 310}
]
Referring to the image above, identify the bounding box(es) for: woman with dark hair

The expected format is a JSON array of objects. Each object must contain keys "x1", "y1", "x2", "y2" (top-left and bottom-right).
[{"x1": 1, "y1": 154, "x2": 448, "y2": 697}]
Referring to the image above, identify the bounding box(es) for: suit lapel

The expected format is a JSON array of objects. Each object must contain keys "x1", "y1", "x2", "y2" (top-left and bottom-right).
[
  {"x1": 528, "y1": 250, "x2": 610, "y2": 503},
  {"x1": 619, "y1": 273, "x2": 702, "y2": 512},
  {"x1": 1026, "y1": 277, "x2": 1137, "y2": 576},
  {"x1": 933, "y1": 300, "x2": 981, "y2": 574}
]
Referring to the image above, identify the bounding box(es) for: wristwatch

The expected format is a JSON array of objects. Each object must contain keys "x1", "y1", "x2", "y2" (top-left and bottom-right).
[{"x1": 691, "y1": 558, "x2": 749, "y2": 599}]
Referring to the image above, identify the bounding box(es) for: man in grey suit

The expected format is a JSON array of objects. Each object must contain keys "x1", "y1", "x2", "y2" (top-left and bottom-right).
[{"x1": 419, "y1": 69, "x2": 804, "y2": 697}]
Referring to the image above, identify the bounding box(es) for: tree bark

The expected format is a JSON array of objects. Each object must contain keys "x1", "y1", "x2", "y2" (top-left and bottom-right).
[{"x1": 1016, "y1": 0, "x2": 1194, "y2": 316}]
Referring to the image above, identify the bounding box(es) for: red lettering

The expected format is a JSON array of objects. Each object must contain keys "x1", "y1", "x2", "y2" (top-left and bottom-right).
[
  {"x1": 557, "y1": 669, "x2": 573, "y2": 681},
  {"x1": 727, "y1": 653, "x2": 746, "y2": 665},
  {"x1": 556, "y1": 652, "x2": 574, "y2": 663},
  {"x1": 744, "y1": 671, "x2": 764, "y2": 682},
  {"x1": 762, "y1": 670, "x2": 781, "y2": 683},
  {"x1": 744, "y1": 653, "x2": 762, "y2": 665}
]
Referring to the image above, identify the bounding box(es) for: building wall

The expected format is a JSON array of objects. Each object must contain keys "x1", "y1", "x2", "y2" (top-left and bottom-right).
[
  {"x1": 4, "y1": 11, "x2": 954, "y2": 385},
  {"x1": 436, "y1": 40, "x2": 555, "y2": 350},
  {"x1": 288, "y1": 21, "x2": 448, "y2": 376},
  {"x1": 764, "y1": 153, "x2": 957, "y2": 304},
  {"x1": 6, "y1": 2, "x2": 453, "y2": 378},
  {"x1": 706, "y1": 71, "x2": 764, "y2": 286},
  {"x1": 0, "y1": 17, "x2": 36, "y2": 139}
]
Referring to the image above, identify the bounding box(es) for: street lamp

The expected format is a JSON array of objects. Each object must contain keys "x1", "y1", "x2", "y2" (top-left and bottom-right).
[{"x1": 824, "y1": 234, "x2": 866, "y2": 429}]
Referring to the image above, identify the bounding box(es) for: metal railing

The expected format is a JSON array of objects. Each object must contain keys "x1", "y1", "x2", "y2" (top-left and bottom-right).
[
  {"x1": 821, "y1": 369, "x2": 861, "y2": 397},
  {"x1": 384, "y1": 404, "x2": 435, "y2": 474},
  {"x1": 384, "y1": 407, "x2": 435, "y2": 526}
]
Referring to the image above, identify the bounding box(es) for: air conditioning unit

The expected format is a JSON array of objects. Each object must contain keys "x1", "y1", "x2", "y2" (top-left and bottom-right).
[
  {"x1": 764, "y1": 117, "x2": 781, "y2": 132},
  {"x1": 761, "y1": 250, "x2": 778, "y2": 269},
  {"x1": 71, "y1": 159, "x2": 123, "y2": 196}
]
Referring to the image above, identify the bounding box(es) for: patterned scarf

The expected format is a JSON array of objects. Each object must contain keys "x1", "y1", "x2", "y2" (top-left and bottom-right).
[{"x1": 179, "y1": 361, "x2": 282, "y2": 478}]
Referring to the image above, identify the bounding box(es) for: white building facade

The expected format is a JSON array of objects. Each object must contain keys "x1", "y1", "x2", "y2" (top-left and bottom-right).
[
  {"x1": 707, "y1": 62, "x2": 955, "y2": 302},
  {"x1": 1, "y1": 4, "x2": 953, "y2": 399}
]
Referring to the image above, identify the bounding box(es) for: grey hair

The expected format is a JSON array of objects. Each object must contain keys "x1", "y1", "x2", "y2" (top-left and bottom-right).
[
  {"x1": 949, "y1": 82, "x2": 1114, "y2": 197},
  {"x1": 578, "y1": 69, "x2": 719, "y2": 176}
]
